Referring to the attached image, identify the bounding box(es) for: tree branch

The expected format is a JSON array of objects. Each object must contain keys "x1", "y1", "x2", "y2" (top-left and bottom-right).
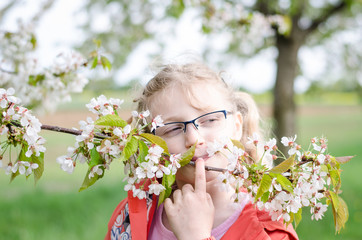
[
  {"x1": 307, "y1": 1, "x2": 347, "y2": 33},
  {"x1": 0, "y1": 67, "x2": 16, "y2": 74},
  {"x1": 40, "y1": 124, "x2": 82, "y2": 136},
  {"x1": 10, "y1": 121, "x2": 108, "y2": 139},
  {"x1": 40, "y1": 124, "x2": 109, "y2": 139},
  {"x1": 254, "y1": 0, "x2": 276, "y2": 16},
  {"x1": 188, "y1": 161, "x2": 228, "y2": 173}
]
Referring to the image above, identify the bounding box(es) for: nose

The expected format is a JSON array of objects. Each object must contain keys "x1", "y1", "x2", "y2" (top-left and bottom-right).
[{"x1": 184, "y1": 123, "x2": 204, "y2": 149}]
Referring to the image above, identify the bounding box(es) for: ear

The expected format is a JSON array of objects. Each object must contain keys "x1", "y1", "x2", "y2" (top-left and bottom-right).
[{"x1": 232, "y1": 112, "x2": 243, "y2": 141}]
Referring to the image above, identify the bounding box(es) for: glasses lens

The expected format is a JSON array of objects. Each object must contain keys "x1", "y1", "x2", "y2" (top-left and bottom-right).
[
  {"x1": 196, "y1": 111, "x2": 226, "y2": 130},
  {"x1": 154, "y1": 123, "x2": 184, "y2": 138}
]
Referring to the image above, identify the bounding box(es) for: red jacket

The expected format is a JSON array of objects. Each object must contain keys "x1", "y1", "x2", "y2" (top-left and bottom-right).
[{"x1": 105, "y1": 192, "x2": 299, "y2": 240}]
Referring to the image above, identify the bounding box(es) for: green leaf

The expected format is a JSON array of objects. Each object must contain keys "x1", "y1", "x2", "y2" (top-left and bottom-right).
[
  {"x1": 79, "y1": 165, "x2": 105, "y2": 192},
  {"x1": 329, "y1": 169, "x2": 341, "y2": 189},
  {"x1": 137, "y1": 140, "x2": 149, "y2": 164},
  {"x1": 89, "y1": 147, "x2": 104, "y2": 167},
  {"x1": 79, "y1": 148, "x2": 105, "y2": 191},
  {"x1": 231, "y1": 139, "x2": 245, "y2": 150},
  {"x1": 293, "y1": 208, "x2": 302, "y2": 229},
  {"x1": 332, "y1": 196, "x2": 349, "y2": 233},
  {"x1": 329, "y1": 191, "x2": 340, "y2": 213},
  {"x1": 93, "y1": 39, "x2": 102, "y2": 48},
  {"x1": 10, "y1": 169, "x2": 20, "y2": 183},
  {"x1": 275, "y1": 173, "x2": 293, "y2": 193},
  {"x1": 28, "y1": 74, "x2": 45, "y2": 86},
  {"x1": 260, "y1": 191, "x2": 270, "y2": 203},
  {"x1": 255, "y1": 174, "x2": 272, "y2": 201},
  {"x1": 91, "y1": 55, "x2": 98, "y2": 69},
  {"x1": 95, "y1": 114, "x2": 127, "y2": 128},
  {"x1": 11, "y1": 144, "x2": 44, "y2": 184},
  {"x1": 158, "y1": 173, "x2": 176, "y2": 206},
  {"x1": 334, "y1": 156, "x2": 354, "y2": 164},
  {"x1": 270, "y1": 154, "x2": 295, "y2": 174},
  {"x1": 32, "y1": 152, "x2": 44, "y2": 185},
  {"x1": 179, "y1": 143, "x2": 196, "y2": 167},
  {"x1": 120, "y1": 136, "x2": 139, "y2": 162},
  {"x1": 30, "y1": 33, "x2": 37, "y2": 49},
  {"x1": 202, "y1": 24, "x2": 212, "y2": 34},
  {"x1": 100, "y1": 56, "x2": 112, "y2": 71},
  {"x1": 167, "y1": 0, "x2": 185, "y2": 18},
  {"x1": 140, "y1": 133, "x2": 169, "y2": 154}
]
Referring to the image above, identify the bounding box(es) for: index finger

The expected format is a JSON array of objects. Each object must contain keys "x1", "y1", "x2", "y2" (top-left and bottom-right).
[{"x1": 194, "y1": 158, "x2": 206, "y2": 193}]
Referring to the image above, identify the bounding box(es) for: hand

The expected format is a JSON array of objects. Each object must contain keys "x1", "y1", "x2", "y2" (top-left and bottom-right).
[{"x1": 164, "y1": 158, "x2": 215, "y2": 240}]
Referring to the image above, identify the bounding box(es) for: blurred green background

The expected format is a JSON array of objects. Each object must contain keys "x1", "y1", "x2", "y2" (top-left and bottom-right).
[{"x1": 1, "y1": 90, "x2": 361, "y2": 240}]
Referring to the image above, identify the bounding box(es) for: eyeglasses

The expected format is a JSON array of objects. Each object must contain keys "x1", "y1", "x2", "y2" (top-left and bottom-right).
[{"x1": 153, "y1": 110, "x2": 232, "y2": 139}]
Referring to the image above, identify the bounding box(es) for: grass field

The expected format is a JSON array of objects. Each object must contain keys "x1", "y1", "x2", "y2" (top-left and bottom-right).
[{"x1": 1, "y1": 92, "x2": 361, "y2": 240}]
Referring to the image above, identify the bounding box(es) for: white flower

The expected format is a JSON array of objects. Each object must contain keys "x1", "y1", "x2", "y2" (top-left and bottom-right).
[
  {"x1": 85, "y1": 95, "x2": 116, "y2": 116},
  {"x1": 246, "y1": 133, "x2": 260, "y2": 145},
  {"x1": 25, "y1": 162, "x2": 39, "y2": 176},
  {"x1": 313, "y1": 143, "x2": 326, "y2": 154},
  {"x1": 133, "y1": 188, "x2": 146, "y2": 199},
  {"x1": 287, "y1": 145, "x2": 301, "y2": 157},
  {"x1": 207, "y1": 139, "x2": 225, "y2": 157},
  {"x1": 168, "y1": 153, "x2": 181, "y2": 174},
  {"x1": 269, "y1": 178, "x2": 282, "y2": 192},
  {"x1": 12, "y1": 161, "x2": 30, "y2": 175},
  {"x1": 317, "y1": 154, "x2": 326, "y2": 164},
  {"x1": 109, "y1": 98, "x2": 124, "y2": 109},
  {"x1": 97, "y1": 140, "x2": 120, "y2": 156},
  {"x1": 132, "y1": 110, "x2": 150, "y2": 125},
  {"x1": 135, "y1": 162, "x2": 157, "y2": 179},
  {"x1": 148, "y1": 183, "x2": 166, "y2": 195},
  {"x1": 281, "y1": 135, "x2": 297, "y2": 147},
  {"x1": 145, "y1": 145, "x2": 164, "y2": 163},
  {"x1": 113, "y1": 125, "x2": 131, "y2": 141},
  {"x1": 151, "y1": 115, "x2": 164, "y2": 132},
  {"x1": 286, "y1": 197, "x2": 302, "y2": 213},
  {"x1": 311, "y1": 202, "x2": 328, "y2": 221},
  {"x1": 282, "y1": 213, "x2": 291, "y2": 222},
  {"x1": 89, "y1": 165, "x2": 104, "y2": 179},
  {"x1": 0, "y1": 125, "x2": 8, "y2": 135},
  {"x1": 232, "y1": 191, "x2": 249, "y2": 204},
  {"x1": 56, "y1": 156, "x2": 75, "y2": 174},
  {"x1": 264, "y1": 138, "x2": 277, "y2": 155}
]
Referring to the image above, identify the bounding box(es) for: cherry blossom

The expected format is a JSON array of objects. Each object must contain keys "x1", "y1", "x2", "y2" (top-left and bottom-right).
[
  {"x1": 113, "y1": 125, "x2": 131, "y2": 141},
  {"x1": 56, "y1": 156, "x2": 75, "y2": 174},
  {"x1": 246, "y1": 132, "x2": 260, "y2": 146},
  {"x1": 88, "y1": 165, "x2": 104, "y2": 179},
  {"x1": 148, "y1": 183, "x2": 166, "y2": 195},
  {"x1": 145, "y1": 145, "x2": 164, "y2": 163},
  {"x1": 151, "y1": 115, "x2": 164, "y2": 132},
  {"x1": 132, "y1": 110, "x2": 150, "y2": 125}
]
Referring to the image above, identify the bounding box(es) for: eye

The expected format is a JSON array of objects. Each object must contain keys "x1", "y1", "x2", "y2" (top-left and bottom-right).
[
  {"x1": 199, "y1": 116, "x2": 222, "y2": 126},
  {"x1": 161, "y1": 124, "x2": 184, "y2": 137}
]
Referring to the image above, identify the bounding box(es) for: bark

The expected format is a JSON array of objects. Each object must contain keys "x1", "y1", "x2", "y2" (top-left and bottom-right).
[{"x1": 273, "y1": 18, "x2": 307, "y2": 155}]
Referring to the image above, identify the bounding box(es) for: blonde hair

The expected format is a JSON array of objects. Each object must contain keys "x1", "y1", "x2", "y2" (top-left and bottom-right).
[{"x1": 135, "y1": 62, "x2": 263, "y2": 160}]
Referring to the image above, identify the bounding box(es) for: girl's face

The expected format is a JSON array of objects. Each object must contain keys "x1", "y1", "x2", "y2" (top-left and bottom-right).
[{"x1": 150, "y1": 82, "x2": 243, "y2": 187}]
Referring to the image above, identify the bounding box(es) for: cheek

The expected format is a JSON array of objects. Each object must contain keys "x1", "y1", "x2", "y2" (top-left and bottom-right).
[{"x1": 164, "y1": 139, "x2": 183, "y2": 155}]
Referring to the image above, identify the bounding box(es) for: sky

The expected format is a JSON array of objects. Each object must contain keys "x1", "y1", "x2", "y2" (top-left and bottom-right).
[{"x1": 1, "y1": 0, "x2": 334, "y2": 94}]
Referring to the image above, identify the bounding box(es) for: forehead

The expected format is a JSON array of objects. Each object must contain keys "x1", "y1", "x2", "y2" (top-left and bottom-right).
[{"x1": 149, "y1": 82, "x2": 232, "y2": 121}]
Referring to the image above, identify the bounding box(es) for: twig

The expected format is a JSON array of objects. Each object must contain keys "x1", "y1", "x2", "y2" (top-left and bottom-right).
[
  {"x1": 188, "y1": 161, "x2": 227, "y2": 172},
  {"x1": 0, "y1": 67, "x2": 16, "y2": 74},
  {"x1": 41, "y1": 124, "x2": 81, "y2": 135},
  {"x1": 188, "y1": 161, "x2": 241, "y2": 174},
  {"x1": 11, "y1": 121, "x2": 108, "y2": 139}
]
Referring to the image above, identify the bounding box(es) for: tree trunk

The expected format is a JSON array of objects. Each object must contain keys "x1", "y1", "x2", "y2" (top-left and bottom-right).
[{"x1": 273, "y1": 23, "x2": 306, "y2": 156}]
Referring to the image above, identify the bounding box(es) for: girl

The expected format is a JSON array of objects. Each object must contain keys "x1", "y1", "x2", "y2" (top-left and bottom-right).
[{"x1": 105, "y1": 63, "x2": 298, "y2": 240}]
